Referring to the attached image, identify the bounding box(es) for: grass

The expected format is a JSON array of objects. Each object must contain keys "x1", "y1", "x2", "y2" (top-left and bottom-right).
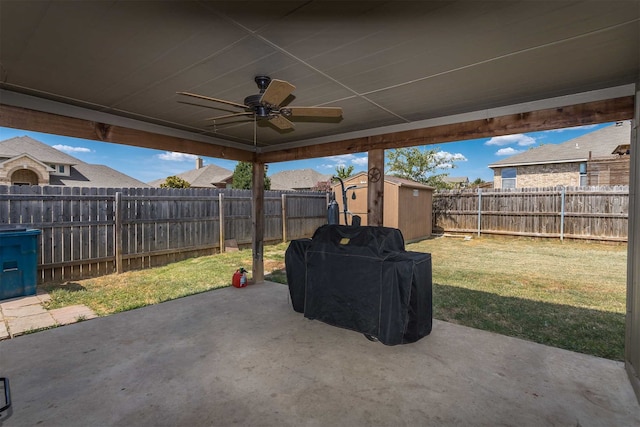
[
  {"x1": 40, "y1": 236, "x2": 627, "y2": 360},
  {"x1": 42, "y1": 243, "x2": 288, "y2": 316},
  {"x1": 407, "y1": 236, "x2": 627, "y2": 360}
]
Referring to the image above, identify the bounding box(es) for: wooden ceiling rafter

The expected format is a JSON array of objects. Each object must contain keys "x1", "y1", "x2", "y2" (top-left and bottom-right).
[{"x1": 257, "y1": 96, "x2": 635, "y2": 163}]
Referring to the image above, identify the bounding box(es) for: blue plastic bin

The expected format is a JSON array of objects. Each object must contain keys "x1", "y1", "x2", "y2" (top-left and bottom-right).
[{"x1": 0, "y1": 227, "x2": 41, "y2": 300}]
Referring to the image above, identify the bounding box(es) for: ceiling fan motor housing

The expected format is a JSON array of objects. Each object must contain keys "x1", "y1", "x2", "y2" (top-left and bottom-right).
[{"x1": 244, "y1": 94, "x2": 271, "y2": 118}]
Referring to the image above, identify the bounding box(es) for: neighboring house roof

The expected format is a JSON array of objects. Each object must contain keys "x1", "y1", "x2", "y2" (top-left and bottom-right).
[
  {"x1": 50, "y1": 163, "x2": 151, "y2": 188},
  {"x1": 488, "y1": 121, "x2": 631, "y2": 168},
  {"x1": 270, "y1": 169, "x2": 332, "y2": 190},
  {"x1": 0, "y1": 136, "x2": 79, "y2": 165},
  {"x1": 442, "y1": 176, "x2": 469, "y2": 184},
  {"x1": 148, "y1": 164, "x2": 233, "y2": 188},
  {"x1": 0, "y1": 135, "x2": 150, "y2": 188}
]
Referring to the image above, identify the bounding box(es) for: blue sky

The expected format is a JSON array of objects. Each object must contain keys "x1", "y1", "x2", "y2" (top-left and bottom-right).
[{"x1": 0, "y1": 122, "x2": 612, "y2": 184}]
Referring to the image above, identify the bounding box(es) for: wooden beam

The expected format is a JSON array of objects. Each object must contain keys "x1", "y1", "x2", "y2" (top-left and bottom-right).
[
  {"x1": 252, "y1": 161, "x2": 265, "y2": 284},
  {"x1": 367, "y1": 148, "x2": 384, "y2": 226},
  {"x1": 0, "y1": 104, "x2": 255, "y2": 162},
  {"x1": 258, "y1": 96, "x2": 635, "y2": 163}
]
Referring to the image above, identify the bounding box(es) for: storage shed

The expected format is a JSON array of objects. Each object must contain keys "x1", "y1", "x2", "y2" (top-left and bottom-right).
[{"x1": 331, "y1": 173, "x2": 434, "y2": 242}]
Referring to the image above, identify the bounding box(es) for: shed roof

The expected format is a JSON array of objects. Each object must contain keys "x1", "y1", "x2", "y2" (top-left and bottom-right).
[{"x1": 339, "y1": 172, "x2": 434, "y2": 190}]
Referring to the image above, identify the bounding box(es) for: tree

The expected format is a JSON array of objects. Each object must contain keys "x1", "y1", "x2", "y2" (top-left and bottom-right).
[
  {"x1": 160, "y1": 175, "x2": 191, "y2": 188},
  {"x1": 470, "y1": 178, "x2": 486, "y2": 188},
  {"x1": 386, "y1": 147, "x2": 464, "y2": 190},
  {"x1": 232, "y1": 161, "x2": 271, "y2": 190},
  {"x1": 335, "y1": 165, "x2": 354, "y2": 179},
  {"x1": 312, "y1": 180, "x2": 332, "y2": 192}
]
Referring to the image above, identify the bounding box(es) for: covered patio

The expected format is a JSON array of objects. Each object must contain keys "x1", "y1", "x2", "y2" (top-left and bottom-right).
[
  {"x1": 1, "y1": 282, "x2": 638, "y2": 426},
  {"x1": 1, "y1": 1, "x2": 639, "y2": 423}
]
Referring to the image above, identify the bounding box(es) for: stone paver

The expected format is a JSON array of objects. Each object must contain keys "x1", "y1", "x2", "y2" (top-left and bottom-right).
[
  {"x1": 1, "y1": 293, "x2": 97, "y2": 339},
  {"x1": 7, "y1": 313, "x2": 56, "y2": 336},
  {"x1": 0, "y1": 321, "x2": 9, "y2": 339},
  {"x1": 0, "y1": 295, "x2": 41, "y2": 309},
  {"x1": 2, "y1": 304, "x2": 48, "y2": 317},
  {"x1": 50, "y1": 305, "x2": 98, "y2": 325}
]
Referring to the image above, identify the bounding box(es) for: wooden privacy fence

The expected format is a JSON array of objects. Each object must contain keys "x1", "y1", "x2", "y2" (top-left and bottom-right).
[
  {"x1": 433, "y1": 186, "x2": 629, "y2": 242},
  {"x1": 0, "y1": 185, "x2": 327, "y2": 283}
]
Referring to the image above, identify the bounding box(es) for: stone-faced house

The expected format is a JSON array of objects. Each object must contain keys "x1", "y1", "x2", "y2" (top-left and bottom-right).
[
  {"x1": 489, "y1": 121, "x2": 631, "y2": 189},
  {"x1": 148, "y1": 158, "x2": 233, "y2": 188},
  {"x1": 0, "y1": 136, "x2": 150, "y2": 187}
]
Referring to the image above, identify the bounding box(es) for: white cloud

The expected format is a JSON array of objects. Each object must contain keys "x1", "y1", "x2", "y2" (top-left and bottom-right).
[
  {"x1": 352, "y1": 156, "x2": 368, "y2": 166},
  {"x1": 435, "y1": 151, "x2": 467, "y2": 162},
  {"x1": 434, "y1": 151, "x2": 467, "y2": 169},
  {"x1": 496, "y1": 147, "x2": 523, "y2": 156},
  {"x1": 321, "y1": 154, "x2": 368, "y2": 168},
  {"x1": 157, "y1": 152, "x2": 198, "y2": 162},
  {"x1": 53, "y1": 144, "x2": 91, "y2": 153},
  {"x1": 485, "y1": 134, "x2": 536, "y2": 147}
]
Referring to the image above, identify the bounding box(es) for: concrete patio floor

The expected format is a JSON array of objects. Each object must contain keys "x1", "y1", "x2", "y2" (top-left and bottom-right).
[{"x1": 0, "y1": 281, "x2": 638, "y2": 426}]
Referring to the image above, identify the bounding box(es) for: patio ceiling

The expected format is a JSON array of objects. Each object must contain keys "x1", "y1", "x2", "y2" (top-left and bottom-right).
[{"x1": 0, "y1": 1, "x2": 638, "y2": 162}]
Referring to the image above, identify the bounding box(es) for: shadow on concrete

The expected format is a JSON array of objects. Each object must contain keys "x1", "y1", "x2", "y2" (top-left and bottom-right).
[
  {"x1": 264, "y1": 268, "x2": 624, "y2": 361},
  {"x1": 433, "y1": 282, "x2": 625, "y2": 361}
]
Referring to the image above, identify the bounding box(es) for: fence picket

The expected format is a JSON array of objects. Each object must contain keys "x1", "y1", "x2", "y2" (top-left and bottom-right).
[
  {"x1": 0, "y1": 186, "x2": 326, "y2": 283},
  {"x1": 434, "y1": 186, "x2": 628, "y2": 242}
]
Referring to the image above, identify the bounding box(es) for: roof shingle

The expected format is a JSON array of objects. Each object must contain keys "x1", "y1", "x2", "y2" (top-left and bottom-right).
[{"x1": 489, "y1": 121, "x2": 631, "y2": 168}]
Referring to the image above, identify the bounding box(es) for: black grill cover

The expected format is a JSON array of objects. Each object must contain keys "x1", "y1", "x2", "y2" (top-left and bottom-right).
[
  {"x1": 285, "y1": 225, "x2": 432, "y2": 345},
  {"x1": 285, "y1": 238, "x2": 311, "y2": 313}
]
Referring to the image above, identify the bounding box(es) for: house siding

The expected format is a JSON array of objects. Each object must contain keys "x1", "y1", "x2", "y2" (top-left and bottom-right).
[{"x1": 587, "y1": 157, "x2": 630, "y2": 186}]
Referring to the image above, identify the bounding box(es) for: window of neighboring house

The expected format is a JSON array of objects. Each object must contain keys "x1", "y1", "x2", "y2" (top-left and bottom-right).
[
  {"x1": 59, "y1": 165, "x2": 65, "y2": 174},
  {"x1": 579, "y1": 162, "x2": 587, "y2": 186},
  {"x1": 501, "y1": 168, "x2": 516, "y2": 189}
]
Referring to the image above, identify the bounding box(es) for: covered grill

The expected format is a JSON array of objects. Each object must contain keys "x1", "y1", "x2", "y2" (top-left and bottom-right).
[{"x1": 286, "y1": 225, "x2": 432, "y2": 345}]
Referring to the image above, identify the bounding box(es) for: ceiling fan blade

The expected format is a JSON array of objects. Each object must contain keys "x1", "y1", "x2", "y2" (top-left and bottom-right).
[
  {"x1": 177, "y1": 91, "x2": 247, "y2": 109},
  {"x1": 204, "y1": 112, "x2": 254, "y2": 121},
  {"x1": 260, "y1": 79, "x2": 295, "y2": 107},
  {"x1": 269, "y1": 114, "x2": 295, "y2": 130},
  {"x1": 285, "y1": 106, "x2": 343, "y2": 118}
]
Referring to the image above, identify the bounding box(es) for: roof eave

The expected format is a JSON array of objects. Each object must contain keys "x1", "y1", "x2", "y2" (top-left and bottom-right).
[{"x1": 488, "y1": 158, "x2": 588, "y2": 169}]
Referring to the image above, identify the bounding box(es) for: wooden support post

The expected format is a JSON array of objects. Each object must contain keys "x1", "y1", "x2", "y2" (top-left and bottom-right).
[
  {"x1": 114, "y1": 191, "x2": 123, "y2": 273},
  {"x1": 252, "y1": 162, "x2": 265, "y2": 283},
  {"x1": 281, "y1": 193, "x2": 287, "y2": 243},
  {"x1": 625, "y1": 82, "x2": 640, "y2": 403},
  {"x1": 367, "y1": 148, "x2": 385, "y2": 226},
  {"x1": 218, "y1": 193, "x2": 225, "y2": 253}
]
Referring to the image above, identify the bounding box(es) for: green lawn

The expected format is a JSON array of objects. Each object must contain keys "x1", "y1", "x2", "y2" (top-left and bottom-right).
[{"x1": 41, "y1": 236, "x2": 627, "y2": 360}]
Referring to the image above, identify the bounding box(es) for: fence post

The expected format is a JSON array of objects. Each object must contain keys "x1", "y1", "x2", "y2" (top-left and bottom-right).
[
  {"x1": 560, "y1": 186, "x2": 566, "y2": 241},
  {"x1": 477, "y1": 189, "x2": 482, "y2": 237},
  {"x1": 218, "y1": 193, "x2": 225, "y2": 253},
  {"x1": 282, "y1": 193, "x2": 287, "y2": 243},
  {"x1": 114, "y1": 191, "x2": 123, "y2": 273}
]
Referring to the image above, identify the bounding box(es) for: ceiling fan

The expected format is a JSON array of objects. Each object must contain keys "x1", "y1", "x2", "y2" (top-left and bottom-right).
[{"x1": 178, "y1": 76, "x2": 343, "y2": 130}]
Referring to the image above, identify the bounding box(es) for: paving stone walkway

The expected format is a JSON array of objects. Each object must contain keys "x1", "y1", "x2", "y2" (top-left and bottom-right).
[{"x1": 0, "y1": 292, "x2": 97, "y2": 339}]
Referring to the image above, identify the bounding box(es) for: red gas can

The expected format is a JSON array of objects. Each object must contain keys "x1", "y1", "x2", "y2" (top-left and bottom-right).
[{"x1": 232, "y1": 268, "x2": 247, "y2": 288}]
